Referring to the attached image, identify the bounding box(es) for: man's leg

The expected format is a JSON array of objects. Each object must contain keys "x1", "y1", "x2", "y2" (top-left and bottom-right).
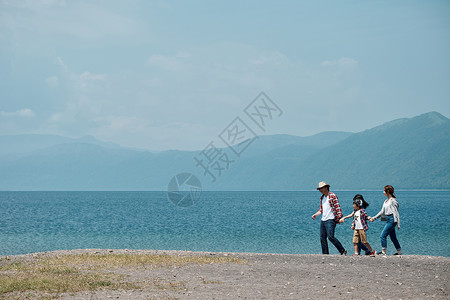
[
  {"x1": 324, "y1": 220, "x2": 346, "y2": 254},
  {"x1": 320, "y1": 221, "x2": 329, "y2": 254}
]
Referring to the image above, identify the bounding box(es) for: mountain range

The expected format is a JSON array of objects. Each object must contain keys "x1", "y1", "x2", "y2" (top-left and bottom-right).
[{"x1": 0, "y1": 111, "x2": 448, "y2": 190}]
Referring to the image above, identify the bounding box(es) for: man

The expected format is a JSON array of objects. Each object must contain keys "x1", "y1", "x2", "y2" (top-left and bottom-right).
[{"x1": 312, "y1": 181, "x2": 347, "y2": 255}]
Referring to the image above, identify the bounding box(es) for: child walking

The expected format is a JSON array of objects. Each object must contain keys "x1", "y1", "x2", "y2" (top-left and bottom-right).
[{"x1": 341, "y1": 194, "x2": 376, "y2": 256}]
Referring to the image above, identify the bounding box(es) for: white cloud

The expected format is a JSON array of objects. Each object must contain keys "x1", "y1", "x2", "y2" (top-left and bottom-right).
[
  {"x1": 147, "y1": 52, "x2": 191, "y2": 70},
  {"x1": 55, "y1": 57, "x2": 106, "y2": 91},
  {"x1": 0, "y1": 108, "x2": 35, "y2": 117},
  {"x1": 57, "y1": 57, "x2": 68, "y2": 70},
  {"x1": 45, "y1": 76, "x2": 59, "y2": 87},
  {"x1": 2, "y1": 0, "x2": 139, "y2": 41},
  {"x1": 57, "y1": 57, "x2": 104, "y2": 80},
  {"x1": 321, "y1": 57, "x2": 358, "y2": 69},
  {"x1": 39, "y1": 0, "x2": 65, "y2": 6},
  {"x1": 146, "y1": 78, "x2": 165, "y2": 88},
  {"x1": 43, "y1": 58, "x2": 109, "y2": 132},
  {"x1": 91, "y1": 115, "x2": 211, "y2": 151},
  {"x1": 248, "y1": 51, "x2": 290, "y2": 66},
  {"x1": 104, "y1": 115, "x2": 147, "y2": 132},
  {"x1": 80, "y1": 72, "x2": 105, "y2": 81},
  {"x1": 48, "y1": 112, "x2": 63, "y2": 123},
  {"x1": 76, "y1": 72, "x2": 106, "y2": 91},
  {"x1": 1, "y1": 0, "x2": 66, "y2": 9}
]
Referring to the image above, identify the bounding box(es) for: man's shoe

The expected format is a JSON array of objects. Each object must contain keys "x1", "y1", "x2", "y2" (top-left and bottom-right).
[
  {"x1": 341, "y1": 250, "x2": 347, "y2": 256},
  {"x1": 377, "y1": 251, "x2": 386, "y2": 256}
]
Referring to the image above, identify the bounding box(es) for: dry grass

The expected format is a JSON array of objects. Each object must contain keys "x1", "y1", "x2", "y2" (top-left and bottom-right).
[
  {"x1": 201, "y1": 280, "x2": 224, "y2": 284},
  {"x1": 34, "y1": 253, "x2": 246, "y2": 270},
  {"x1": 0, "y1": 259, "x2": 136, "y2": 299},
  {"x1": 0, "y1": 253, "x2": 247, "y2": 299}
]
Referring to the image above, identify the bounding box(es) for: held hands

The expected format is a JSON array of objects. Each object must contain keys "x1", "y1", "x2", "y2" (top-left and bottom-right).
[
  {"x1": 339, "y1": 218, "x2": 345, "y2": 224},
  {"x1": 369, "y1": 217, "x2": 374, "y2": 222},
  {"x1": 351, "y1": 226, "x2": 355, "y2": 230}
]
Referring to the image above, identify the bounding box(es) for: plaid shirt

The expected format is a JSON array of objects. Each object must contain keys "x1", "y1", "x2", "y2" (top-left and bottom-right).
[
  {"x1": 352, "y1": 208, "x2": 369, "y2": 231},
  {"x1": 319, "y1": 191, "x2": 343, "y2": 222}
]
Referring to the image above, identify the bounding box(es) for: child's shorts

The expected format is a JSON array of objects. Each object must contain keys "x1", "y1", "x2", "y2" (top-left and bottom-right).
[{"x1": 353, "y1": 229, "x2": 368, "y2": 244}]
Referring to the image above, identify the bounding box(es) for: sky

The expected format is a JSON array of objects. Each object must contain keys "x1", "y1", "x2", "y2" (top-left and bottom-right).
[{"x1": 1, "y1": 0, "x2": 449, "y2": 151}]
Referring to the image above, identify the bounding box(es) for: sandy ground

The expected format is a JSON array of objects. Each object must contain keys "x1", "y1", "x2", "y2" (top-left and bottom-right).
[{"x1": 2, "y1": 249, "x2": 449, "y2": 299}]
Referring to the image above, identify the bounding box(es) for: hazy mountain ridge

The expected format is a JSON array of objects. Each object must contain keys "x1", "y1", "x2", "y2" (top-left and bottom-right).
[
  {"x1": 0, "y1": 112, "x2": 448, "y2": 190},
  {"x1": 294, "y1": 111, "x2": 450, "y2": 189},
  {"x1": 0, "y1": 134, "x2": 125, "y2": 157}
]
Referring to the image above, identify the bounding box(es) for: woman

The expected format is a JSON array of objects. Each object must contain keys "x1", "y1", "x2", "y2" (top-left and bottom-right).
[{"x1": 369, "y1": 185, "x2": 402, "y2": 255}]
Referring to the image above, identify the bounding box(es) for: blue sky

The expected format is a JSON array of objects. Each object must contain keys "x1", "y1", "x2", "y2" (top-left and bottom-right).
[{"x1": 1, "y1": 0, "x2": 449, "y2": 151}]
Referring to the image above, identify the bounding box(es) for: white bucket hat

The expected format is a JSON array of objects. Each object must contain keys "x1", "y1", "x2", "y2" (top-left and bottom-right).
[{"x1": 317, "y1": 181, "x2": 330, "y2": 190}]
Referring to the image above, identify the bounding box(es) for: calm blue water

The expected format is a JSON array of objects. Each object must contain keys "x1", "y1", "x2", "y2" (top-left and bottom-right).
[{"x1": 0, "y1": 191, "x2": 449, "y2": 257}]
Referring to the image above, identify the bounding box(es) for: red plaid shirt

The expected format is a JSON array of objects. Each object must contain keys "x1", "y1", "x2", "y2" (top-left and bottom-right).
[
  {"x1": 352, "y1": 208, "x2": 369, "y2": 231},
  {"x1": 319, "y1": 192, "x2": 343, "y2": 222}
]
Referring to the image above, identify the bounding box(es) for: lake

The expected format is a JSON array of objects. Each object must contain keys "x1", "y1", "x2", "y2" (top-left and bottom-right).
[{"x1": 0, "y1": 191, "x2": 448, "y2": 257}]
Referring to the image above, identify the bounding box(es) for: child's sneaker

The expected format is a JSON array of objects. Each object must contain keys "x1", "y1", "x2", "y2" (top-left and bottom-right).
[
  {"x1": 369, "y1": 250, "x2": 376, "y2": 257},
  {"x1": 352, "y1": 254, "x2": 359, "y2": 256}
]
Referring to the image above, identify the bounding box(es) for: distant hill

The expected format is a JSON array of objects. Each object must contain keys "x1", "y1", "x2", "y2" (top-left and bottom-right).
[
  {"x1": 295, "y1": 111, "x2": 450, "y2": 189},
  {"x1": 0, "y1": 134, "x2": 123, "y2": 157},
  {"x1": 0, "y1": 112, "x2": 448, "y2": 190},
  {"x1": 238, "y1": 131, "x2": 353, "y2": 158},
  {"x1": 215, "y1": 111, "x2": 449, "y2": 190}
]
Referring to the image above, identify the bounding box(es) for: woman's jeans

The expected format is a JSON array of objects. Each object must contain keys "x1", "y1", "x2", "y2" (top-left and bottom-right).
[
  {"x1": 380, "y1": 215, "x2": 401, "y2": 250},
  {"x1": 320, "y1": 219, "x2": 345, "y2": 254}
]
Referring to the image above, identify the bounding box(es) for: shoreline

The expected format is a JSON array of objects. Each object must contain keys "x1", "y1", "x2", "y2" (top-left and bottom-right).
[
  {"x1": 2, "y1": 248, "x2": 449, "y2": 260},
  {"x1": 1, "y1": 249, "x2": 449, "y2": 299},
  {"x1": 2, "y1": 248, "x2": 450, "y2": 259}
]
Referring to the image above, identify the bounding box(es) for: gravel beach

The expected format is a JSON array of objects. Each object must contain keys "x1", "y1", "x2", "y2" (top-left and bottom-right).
[{"x1": 1, "y1": 249, "x2": 448, "y2": 299}]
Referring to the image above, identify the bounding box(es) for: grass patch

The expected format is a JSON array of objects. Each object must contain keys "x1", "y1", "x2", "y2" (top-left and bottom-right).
[
  {"x1": 33, "y1": 253, "x2": 247, "y2": 270},
  {"x1": 201, "y1": 280, "x2": 224, "y2": 284},
  {"x1": 0, "y1": 271, "x2": 134, "y2": 294},
  {"x1": 0, "y1": 252, "x2": 246, "y2": 298},
  {"x1": 152, "y1": 278, "x2": 187, "y2": 291}
]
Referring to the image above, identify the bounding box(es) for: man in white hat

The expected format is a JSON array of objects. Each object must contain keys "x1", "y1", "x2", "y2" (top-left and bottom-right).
[{"x1": 312, "y1": 181, "x2": 347, "y2": 255}]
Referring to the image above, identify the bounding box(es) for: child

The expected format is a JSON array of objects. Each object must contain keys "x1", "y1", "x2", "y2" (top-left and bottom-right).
[
  {"x1": 340, "y1": 194, "x2": 376, "y2": 256},
  {"x1": 340, "y1": 194, "x2": 370, "y2": 255}
]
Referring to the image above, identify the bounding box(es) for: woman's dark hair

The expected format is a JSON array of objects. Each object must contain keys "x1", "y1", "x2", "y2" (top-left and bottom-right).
[
  {"x1": 384, "y1": 185, "x2": 396, "y2": 198},
  {"x1": 353, "y1": 194, "x2": 369, "y2": 209}
]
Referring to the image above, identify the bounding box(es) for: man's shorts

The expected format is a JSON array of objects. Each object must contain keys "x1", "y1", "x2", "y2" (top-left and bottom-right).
[{"x1": 353, "y1": 229, "x2": 368, "y2": 244}]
